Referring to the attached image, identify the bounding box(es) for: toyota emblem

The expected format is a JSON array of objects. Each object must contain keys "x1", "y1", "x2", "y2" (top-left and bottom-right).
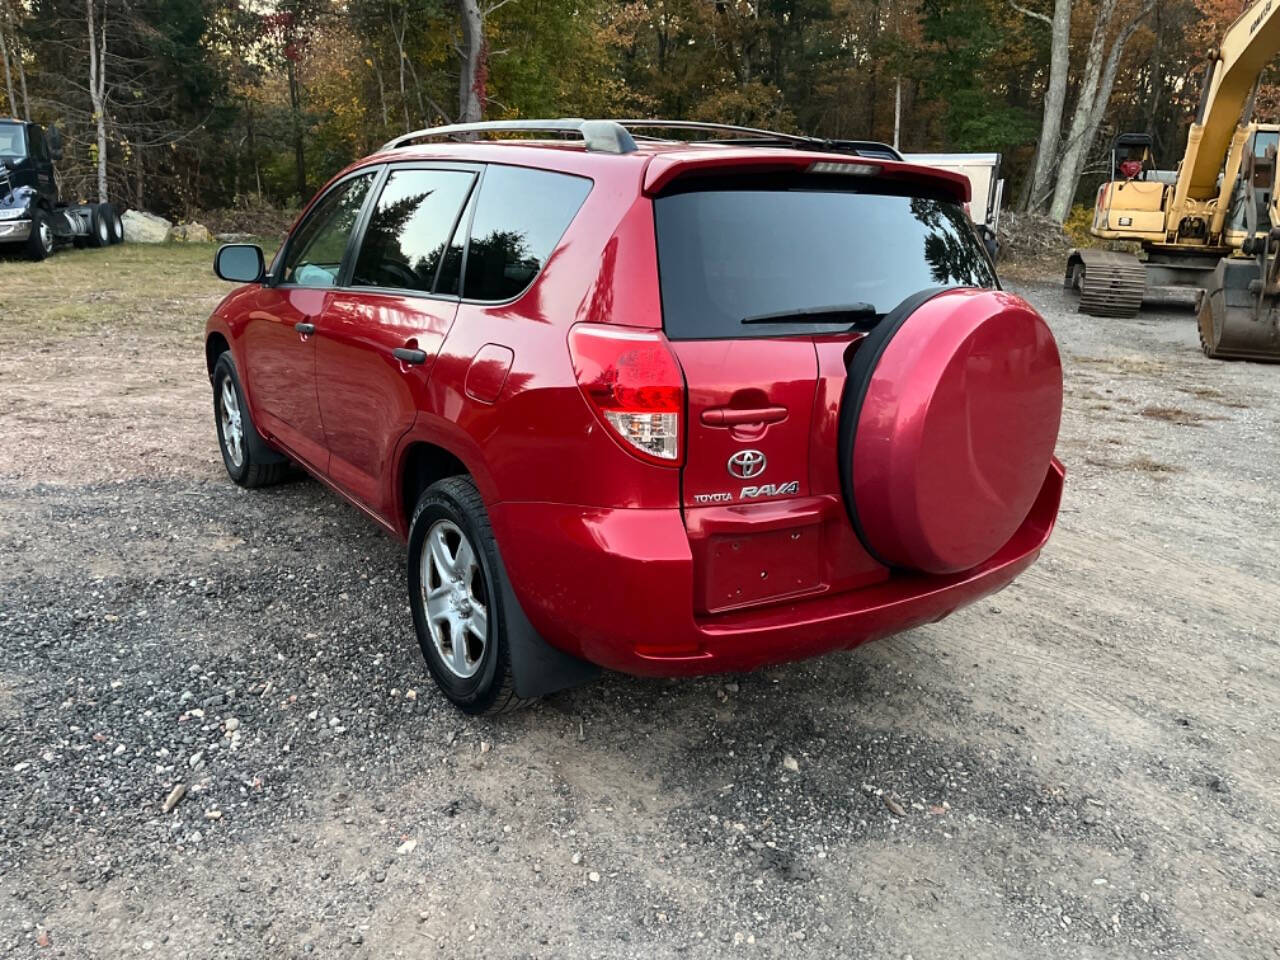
[{"x1": 727, "y1": 449, "x2": 767, "y2": 479}]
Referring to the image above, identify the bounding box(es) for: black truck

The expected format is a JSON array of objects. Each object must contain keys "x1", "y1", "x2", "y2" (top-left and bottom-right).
[{"x1": 0, "y1": 119, "x2": 124, "y2": 260}]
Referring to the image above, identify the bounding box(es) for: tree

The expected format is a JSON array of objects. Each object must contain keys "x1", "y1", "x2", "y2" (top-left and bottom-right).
[
  {"x1": 1015, "y1": 0, "x2": 1070, "y2": 211},
  {"x1": 85, "y1": 0, "x2": 108, "y2": 204},
  {"x1": 1047, "y1": 0, "x2": 1154, "y2": 221}
]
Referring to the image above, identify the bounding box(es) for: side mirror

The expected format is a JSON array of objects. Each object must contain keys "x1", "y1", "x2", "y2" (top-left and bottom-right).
[
  {"x1": 215, "y1": 243, "x2": 265, "y2": 283},
  {"x1": 46, "y1": 125, "x2": 63, "y2": 162}
]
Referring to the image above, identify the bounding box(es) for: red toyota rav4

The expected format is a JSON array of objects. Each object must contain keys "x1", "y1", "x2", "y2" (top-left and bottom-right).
[{"x1": 205, "y1": 119, "x2": 1064, "y2": 715}]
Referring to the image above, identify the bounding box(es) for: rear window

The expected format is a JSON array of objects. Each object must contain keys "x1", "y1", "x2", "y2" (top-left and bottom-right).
[
  {"x1": 654, "y1": 180, "x2": 997, "y2": 339},
  {"x1": 462, "y1": 165, "x2": 592, "y2": 302}
]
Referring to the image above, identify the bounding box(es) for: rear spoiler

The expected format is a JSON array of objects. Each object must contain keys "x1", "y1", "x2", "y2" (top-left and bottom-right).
[{"x1": 641, "y1": 150, "x2": 971, "y2": 204}]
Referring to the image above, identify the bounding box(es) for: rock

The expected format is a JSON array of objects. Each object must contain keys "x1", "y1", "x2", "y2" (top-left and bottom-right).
[
  {"x1": 121, "y1": 210, "x2": 173, "y2": 244},
  {"x1": 173, "y1": 221, "x2": 212, "y2": 244},
  {"x1": 883, "y1": 794, "x2": 907, "y2": 818},
  {"x1": 162, "y1": 783, "x2": 187, "y2": 813},
  {"x1": 396, "y1": 839, "x2": 417, "y2": 855},
  {"x1": 224, "y1": 717, "x2": 240, "y2": 733},
  {"x1": 782, "y1": 755, "x2": 800, "y2": 773},
  {"x1": 188, "y1": 751, "x2": 204, "y2": 769},
  {"x1": 350, "y1": 931, "x2": 364, "y2": 945},
  {"x1": 588, "y1": 871, "x2": 600, "y2": 883},
  {"x1": 214, "y1": 231, "x2": 256, "y2": 243}
]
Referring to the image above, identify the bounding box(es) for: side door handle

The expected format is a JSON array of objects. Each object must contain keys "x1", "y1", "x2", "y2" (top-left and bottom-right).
[
  {"x1": 295, "y1": 321, "x2": 315, "y2": 335},
  {"x1": 393, "y1": 347, "x2": 428, "y2": 365}
]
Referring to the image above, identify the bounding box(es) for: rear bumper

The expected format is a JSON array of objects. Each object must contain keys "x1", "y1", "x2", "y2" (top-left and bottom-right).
[
  {"x1": 492, "y1": 458, "x2": 1065, "y2": 676},
  {"x1": 0, "y1": 219, "x2": 32, "y2": 242}
]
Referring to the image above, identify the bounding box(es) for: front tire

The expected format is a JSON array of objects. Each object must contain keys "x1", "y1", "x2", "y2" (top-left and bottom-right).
[
  {"x1": 407, "y1": 477, "x2": 530, "y2": 715},
  {"x1": 24, "y1": 208, "x2": 53, "y2": 261},
  {"x1": 212, "y1": 352, "x2": 290, "y2": 488}
]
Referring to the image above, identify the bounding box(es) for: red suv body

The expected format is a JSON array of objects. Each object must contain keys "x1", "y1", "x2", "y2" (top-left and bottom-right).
[{"x1": 205, "y1": 120, "x2": 1064, "y2": 713}]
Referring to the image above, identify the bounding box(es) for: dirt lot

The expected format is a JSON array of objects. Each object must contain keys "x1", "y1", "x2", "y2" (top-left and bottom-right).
[{"x1": 1, "y1": 245, "x2": 1277, "y2": 959}]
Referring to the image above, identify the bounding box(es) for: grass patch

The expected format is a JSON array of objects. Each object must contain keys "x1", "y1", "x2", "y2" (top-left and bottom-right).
[{"x1": 0, "y1": 240, "x2": 279, "y2": 342}]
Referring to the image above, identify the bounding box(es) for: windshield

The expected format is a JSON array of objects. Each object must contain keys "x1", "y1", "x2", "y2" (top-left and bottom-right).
[
  {"x1": 0, "y1": 123, "x2": 26, "y2": 160},
  {"x1": 654, "y1": 178, "x2": 997, "y2": 339}
]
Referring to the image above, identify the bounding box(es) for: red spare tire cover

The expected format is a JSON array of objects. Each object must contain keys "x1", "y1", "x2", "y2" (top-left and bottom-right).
[{"x1": 839, "y1": 288, "x2": 1062, "y2": 575}]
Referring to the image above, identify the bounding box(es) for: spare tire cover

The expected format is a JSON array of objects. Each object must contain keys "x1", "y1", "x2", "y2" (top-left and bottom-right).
[{"x1": 840, "y1": 288, "x2": 1062, "y2": 575}]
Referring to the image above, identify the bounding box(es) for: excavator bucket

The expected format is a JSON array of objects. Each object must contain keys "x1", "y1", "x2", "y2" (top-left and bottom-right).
[{"x1": 1197, "y1": 258, "x2": 1280, "y2": 361}]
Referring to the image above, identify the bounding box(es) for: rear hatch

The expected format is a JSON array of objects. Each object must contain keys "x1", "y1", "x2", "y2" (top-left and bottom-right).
[{"x1": 652, "y1": 167, "x2": 998, "y2": 614}]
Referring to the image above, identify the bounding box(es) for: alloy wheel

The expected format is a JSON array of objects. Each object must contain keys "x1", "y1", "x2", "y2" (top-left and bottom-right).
[
  {"x1": 421, "y1": 519, "x2": 489, "y2": 679},
  {"x1": 219, "y1": 378, "x2": 244, "y2": 468}
]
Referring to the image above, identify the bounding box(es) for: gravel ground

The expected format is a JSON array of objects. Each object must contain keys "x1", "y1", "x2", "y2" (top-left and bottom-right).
[{"x1": 1, "y1": 249, "x2": 1277, "y2": 959}]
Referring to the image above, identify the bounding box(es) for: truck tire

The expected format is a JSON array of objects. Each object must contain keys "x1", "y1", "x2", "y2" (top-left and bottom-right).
[
  {"x1": 24, "y1": 208, "x2": 54, "y2": 261},
  {"x1": 89, "y1": 204, "x2": 111, "y2": 248},
  {"x1": 103, "y1": 204, "x2": 123, "y2": 244},
  {"x1": 407, "y1": 476, "x2": 533, "y2": 716}
]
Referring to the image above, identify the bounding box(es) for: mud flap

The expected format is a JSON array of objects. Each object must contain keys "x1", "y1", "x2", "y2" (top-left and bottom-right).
[{"x1": 490, "y1": 540, "x2": 601, "y2": 699}]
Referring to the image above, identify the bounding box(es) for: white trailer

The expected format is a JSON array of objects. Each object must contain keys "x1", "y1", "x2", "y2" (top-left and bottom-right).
[{"x1": 903, "y1": 152, "x2": 1004, "y2": 231}]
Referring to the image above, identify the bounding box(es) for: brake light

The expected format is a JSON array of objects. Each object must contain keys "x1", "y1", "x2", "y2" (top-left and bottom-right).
[{"x1": 568, "y1": 324, "x2": 684, "y2": 465}]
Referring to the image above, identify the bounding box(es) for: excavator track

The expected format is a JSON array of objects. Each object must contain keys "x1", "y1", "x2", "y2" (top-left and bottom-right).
[{"x1": 1065, "y1": 249, "x2": 1147, "y2": 318}]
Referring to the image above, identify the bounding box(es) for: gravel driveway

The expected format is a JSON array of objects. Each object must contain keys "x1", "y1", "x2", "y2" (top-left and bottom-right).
[{"x1": 1, "y1": 248, "x2": 1277, "y2": 958}]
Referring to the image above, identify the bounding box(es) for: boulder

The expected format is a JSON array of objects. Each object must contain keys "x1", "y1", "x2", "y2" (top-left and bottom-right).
[
  {"x1": 122, "y1": 210, "x2": 173, "y2": 244},
  {"x1": 173, "y1": 221, "x2": 213, "y2": 244}
]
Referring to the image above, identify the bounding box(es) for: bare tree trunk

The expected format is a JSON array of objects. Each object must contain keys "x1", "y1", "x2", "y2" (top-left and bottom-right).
[
  {"x1": 456, "y1": 0, "x2": 484, "y2": 124},
  {"x1": 371, "y1": 55, "x2": 389, "y2": 134},
  {"x1": 1048, "y1": 0, "x2": 1154, "y2": 222},
  {"x1": 391, "y1": 8, "x2": 411, "y2": 130},
  {"x1": 2, "y1": 0, "x2": 30, "y2": 121},
  {"x1": 1014, "y1": 0, "x2": 1071, "y2": 212},
  {"x1": 15, "y1": 28, "x2": 27, "y2": 120},
  {"x1": 134, "y1": 143, "x2": 143, "y2": 210},
  {"x1": 86, "y1": 0, "x2": 109, "y2": 204},
  {"x1": 287, "y1": 58, "x2": 305, "y2": 199},
  {"x1": 0, "y1": 16, "x2": 17, "y2": 118},
  {"x1": 245, "y1": 97, "x2": 261, "y2": 202}
]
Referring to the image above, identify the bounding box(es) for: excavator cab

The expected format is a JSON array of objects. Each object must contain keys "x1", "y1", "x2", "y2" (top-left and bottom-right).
[
  {"x1": 1110, "y1": 132, "x2": 1156, "y2": 181},
  {"x1": 1198, "y1": 130, "x2": 1280, "y2": 361}
]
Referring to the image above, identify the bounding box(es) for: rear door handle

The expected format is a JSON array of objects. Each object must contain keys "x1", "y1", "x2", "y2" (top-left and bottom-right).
[
  {"x1": 701, "y1": 405, "x2": 788, "y2": 426},
  {"x1": 295, "y1": 321, "x2": 315, "y2": 335},
  {"x1": 393, "y1": 347, "x2": 428, "y2": 365}
]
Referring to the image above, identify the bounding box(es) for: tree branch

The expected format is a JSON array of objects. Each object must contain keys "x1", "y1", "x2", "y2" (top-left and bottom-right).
[{"x1": 1007, "y1": 0, "x2": 1052, "y2": 26}]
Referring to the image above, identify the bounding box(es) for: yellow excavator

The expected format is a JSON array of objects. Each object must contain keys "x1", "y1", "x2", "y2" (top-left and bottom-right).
[{"x1": 1066, "y1": 0, "x2": 1280, "y2": 360}]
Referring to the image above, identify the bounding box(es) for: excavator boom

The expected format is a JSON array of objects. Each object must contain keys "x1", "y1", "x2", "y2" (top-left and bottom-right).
[{"x1": 1180, "y1": 1, "x2": 1280, "y2": 203}]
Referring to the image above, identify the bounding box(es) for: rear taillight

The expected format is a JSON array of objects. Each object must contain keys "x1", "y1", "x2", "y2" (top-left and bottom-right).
[{"x1": 568, "y1": 324, "x2": 684, "y2": 465}]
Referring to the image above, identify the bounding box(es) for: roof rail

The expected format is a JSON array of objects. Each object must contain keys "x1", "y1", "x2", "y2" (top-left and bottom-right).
[
  {"x1": 616, "y1": 119, "x2": 820, "y2": 146},
  {"x1": 381, "y1": 119, "x2": 638, "y2": 154},
  {"x1": 615, "y1": 120, "x2": 902, "y2": 160}
]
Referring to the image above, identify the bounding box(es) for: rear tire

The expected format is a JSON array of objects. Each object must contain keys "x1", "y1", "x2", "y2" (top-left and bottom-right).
[
  {"x1": 23, "y1": 208, "x2": 53, "y2": 261},
  {"x1": 89, "y1": 204, "x2": 111, "y2": 248},
  {"x1": 104, "y1": 204, "x2": 123, "y2": 244},
  {"x1": 407, "y1": 476, "x2": 532, "y2": 716},
  {"x1": 212, "y1": 352, "x2": 291, "y2": 488}
]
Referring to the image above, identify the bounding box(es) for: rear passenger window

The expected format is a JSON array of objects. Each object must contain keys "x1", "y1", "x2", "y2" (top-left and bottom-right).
[
  {"x1": 351, "y1": 169, "x2": 475, "y2": 293},
  {"x1": 462, "y1": 166, "x2": 591, "y2": 302}
]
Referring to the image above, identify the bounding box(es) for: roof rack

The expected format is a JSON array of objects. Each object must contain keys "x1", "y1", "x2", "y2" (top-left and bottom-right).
[
  {"x1": 616, "y1": 121, "x2": 902, "y2": 160},
  {"x1": 380, "y1": 117, "x2": 903, "y2": 162},
  {"x1": 381, "y1": 119, "x2": 638, "y2": 154}
]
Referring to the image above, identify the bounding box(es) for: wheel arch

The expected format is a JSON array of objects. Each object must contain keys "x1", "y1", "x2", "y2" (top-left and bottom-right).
[
  {"x1": 399, "y1": 440, "x2": 470, "y2": 536},
  {"x1": 205, "y1": 330, "x2": 231, "y2": 380}
]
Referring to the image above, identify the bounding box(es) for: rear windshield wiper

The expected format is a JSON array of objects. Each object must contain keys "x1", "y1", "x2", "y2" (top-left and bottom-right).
[{"x1": 741, "y1": 302, "x2": 881, "y2": 326}]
